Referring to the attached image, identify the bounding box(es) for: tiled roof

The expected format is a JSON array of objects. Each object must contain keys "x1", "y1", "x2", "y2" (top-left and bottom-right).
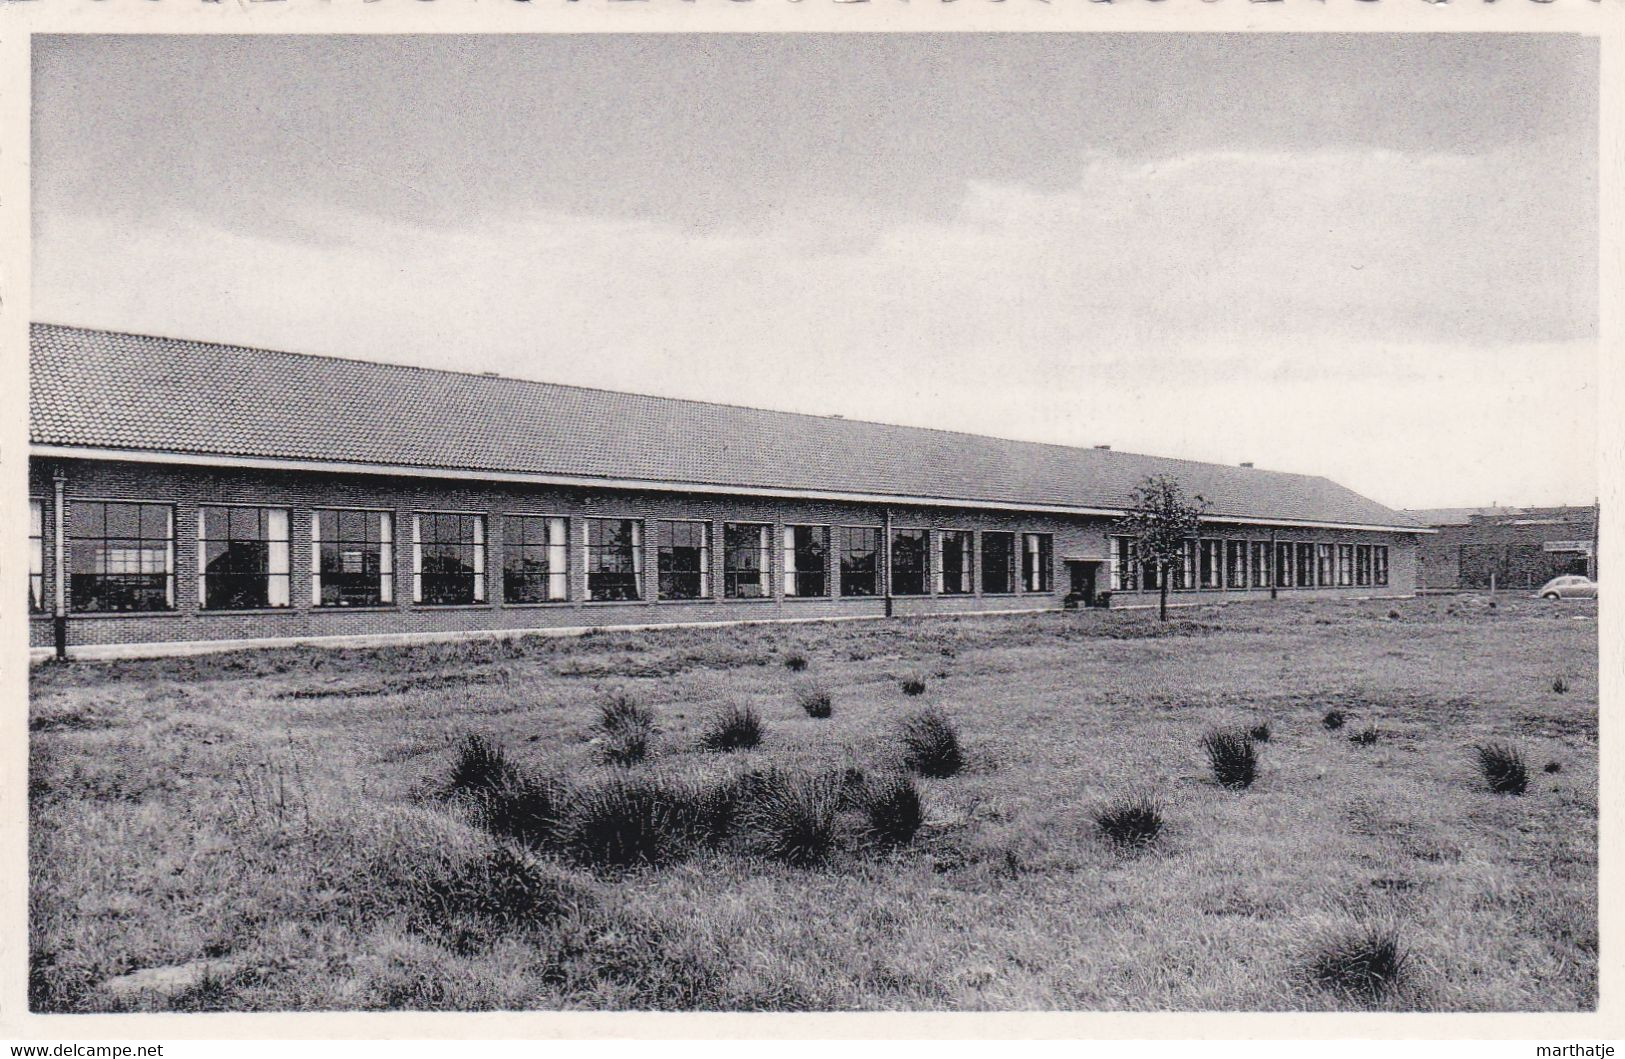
[
  {"x1": 30, "y1": 323, "x2": 1423, "y2": 530},
  {"x1": 1402, "y1": 506, "x2": 1593, "y2": 527}
]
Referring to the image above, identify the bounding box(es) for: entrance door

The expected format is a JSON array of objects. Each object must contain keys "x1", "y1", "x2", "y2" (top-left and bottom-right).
[{"x1": 1066, "y1": 561, "x2": 1099, "y2": 605}]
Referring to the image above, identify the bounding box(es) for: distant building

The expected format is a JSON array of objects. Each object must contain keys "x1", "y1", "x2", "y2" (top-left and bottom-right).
[{"x1": 1401, "y1": 505, "x2": 1599, "y2": 591}]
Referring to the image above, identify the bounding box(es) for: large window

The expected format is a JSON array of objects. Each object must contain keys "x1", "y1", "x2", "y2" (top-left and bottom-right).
[
  {"x1": 586, "y1": 518, "x2": 643, "y2": 601},
  {"x1": 783, "y1": 525, "x2": 827, "y2": 598},
  {"x1": 982, "y1": 531, "x2": 1015, "y2": 594},
  {"x1": 1249, "y1": 540, "x2": 1271, "y2": 589},
  {"x1": 940, "y1": 531, "x2": 973, "y2": 595},
  {"x1": 1355, "y1": 544, "x2": 1373, "y2": 587},
  {"x1": 658, "y1": 520, "x2": 710, "y2": 601},
  {"x1": 414, "y1": 513, "x2": 486, "y2": 605},
  {"x1": 1274, "y1": 542, "x2": 1293, "y2": 588},
  {"x1": 1316, "y1": 543, "x2": 1335, "y2": 587},
  {"x1": 1374, "y1": 545, "x2": 1390, "y2": 587},
  {"x1": 1168, "y1": 539, "x2": 1196, "y2": 591},
  {"x1": 1111, "y1": 536, "x2": 1136, "y2": 592},
  {"x1": 1200, "y1": 539, "x2": 1223, "y2": 589},
  {"x1": 1022, "y1": 533, "x2": 1053, "y2": 593},
  {"x1": 891, "y1": 529, "x2": 929, "y2": 596},
  {"x1": 314, "y1": 509, "x2": 394, "y2": 607},
  {"x1": 1225, "y1": 540, "x2": 1248, "y2": 589},
  {"x1": 1336, "y1": 544, "x2": 1355, "y2": 587},
  {"x1": 199, "y1": 506, "x2": 290, "y2": 610},
  {"x1": 724, "y1": 522, "x2": 772, "y2": 599},
  {"x1": 1295, "y1": 542, "x2": 1315, "y2": 588},
  {"x1": 29, "y1": 498, "x2": 45, "y2": 614},
  {"x1": 839, "y1": 526, "x2": 881, "y2": 597},
  {"x1": 504, "y1": 515, "x2": 568, "y2": 603},
  {"x1": 67, "y1": 500, "x2": 174, "y2": 613}
]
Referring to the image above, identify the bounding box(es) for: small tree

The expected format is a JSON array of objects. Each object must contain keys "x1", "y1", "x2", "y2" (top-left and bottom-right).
[{"x1": 1115, "y1": 475, "x2": 1209, "y2": 621}]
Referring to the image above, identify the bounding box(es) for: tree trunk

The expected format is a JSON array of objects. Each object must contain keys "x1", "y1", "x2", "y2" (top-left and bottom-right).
[{"x1": 1159, "y1": 561, "x2": 1169, "y2": 621}]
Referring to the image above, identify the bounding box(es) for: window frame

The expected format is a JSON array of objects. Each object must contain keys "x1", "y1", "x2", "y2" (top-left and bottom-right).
[
  {"x1": 65, "y1": 497, "x2": 177, "y2": 614},
  {"x1": 1336, "y1": 543, "x2": 1355, "y2": 587},
  {"x1": 1199, "y1": 538, "x2": 1223, "y2": 590},
  {"x1": 981, "y1": 530, "x2": 1017, "y2": 595},
  {"x1": 656, "y1": 518, "x2": 711, "y2": 602},
  {"x1": 1374, "y1": 545, "x2": 1390, "y2": 587},
  {"x1": 938, "y1": 529, "x2": 974, "y2": 595},
  {"x1": 1225, "y1": 539, "x2": 1248, "y2": 589},
  {"x1": 722, "y1": 521, "x2": 773, "y2": 600},
  {"x1": 412, "y1": 511, "x2": 488, "y2": 606},
  {"x1": 313, "y1": 507, "x2": 396, "y2": 609},
  {"x1": 29, "y1": 497, "x2": 46, "y2": 615},
  {"x1": 197, "y1": 503, "x2": 293, "y2": 611},
  {"x1": 838, "y1": 525, "x2": 882, "y2": 598},
  {"x1": 1355, "y1": 544, "x2": 1373, "y2": 587},
  {"x1": 502, "y1": 513, "x2": 570, "y2": 604},
  {"x1": 1294, "y1": 542, "x2": 1316, "y2": 588},
  {"x1": 1249, "y1": 540, "x2": 1271, "y2": 589},
  {"x1": 1021, "y1": 532, "x2": 1053, "y2": 594},
  {"x1": 890, "y1": 527, "x2": 930, "y2": 597},
  {"x1": 585, "y1": 516, "x2": 645, "y2": 602},
  {"x1": 1316, "y1": 543, "x2": 1335, "y2": 587},
  {"x1": 783, "y1": 524, "x2": 829, "y2": 599}
]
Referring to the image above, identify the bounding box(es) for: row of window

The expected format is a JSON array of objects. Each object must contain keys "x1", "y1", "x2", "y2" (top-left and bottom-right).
[
  {"x1": 1110, "y1": 537, "x2": 1389, "y2": 591},
  {"x1": 28, "y1": 499, "x2": 1056, "y2": 614}
]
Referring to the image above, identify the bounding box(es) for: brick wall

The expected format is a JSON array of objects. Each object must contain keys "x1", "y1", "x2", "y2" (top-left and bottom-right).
[{"x1": 28, "y1": 456, "x2": 1420, "y2": 653}]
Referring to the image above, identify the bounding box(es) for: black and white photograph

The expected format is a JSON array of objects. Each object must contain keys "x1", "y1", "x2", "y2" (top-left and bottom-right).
[{"x1": 4, "y1": 16, "x2": 1615, "y2": 1035}]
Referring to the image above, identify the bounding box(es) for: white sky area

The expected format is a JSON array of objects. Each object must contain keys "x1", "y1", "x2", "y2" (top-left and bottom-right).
[{"x1": 31, "y1": 34, "x2": 1599, "y2": 511}]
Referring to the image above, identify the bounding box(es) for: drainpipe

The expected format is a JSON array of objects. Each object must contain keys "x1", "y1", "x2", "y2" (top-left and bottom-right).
[{"x1": 52, "y1": 468, "x2": 68, "y2": 661}]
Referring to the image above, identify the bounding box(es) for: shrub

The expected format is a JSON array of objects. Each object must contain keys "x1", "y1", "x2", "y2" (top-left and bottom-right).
[
  {"x1": 898, "y1": 708, "x2": 963, "y2": 778},
  {"x1": 1544, "y1": 760, "x2": 1563, "y2": 774},
  {"x1": 596, "y1": 688, "x2": 656, "y2": 735},
  {"x1": 1552, "y1": 676, "x2": 1569, "y2": 694},
  {"x1": 557, "y1": 775, "x2": 697, "y2": 869},
  {"x1": 1094, "y1": 794, "x2": 1164, "y2": 848},
  {"x1": 1322, "y1": 710, "x2": 1347, "y2": 731},
  {"x1": 860, "y1": 773, "x2": 925, "y2": 846},
  {"x1": 447, "y1": 734, "x2": 517, "y2": 798},
  {"x1": 1248, "y1": 722, "x2": 1271, "y2": 743},
  {"x1": 1201, "y1": 730, "x2": 1257, "y2": 789},
  {"x1": 744, "y1": 770, "x2": 843, "y2": 866},
  {"x1": 1309, "y1": 924, "x2": 1409, "y2": 1001},
  {"x1": 1387, "y1": 609, "x2": 1400, "y2": 620},
  {"x1": 796, "y1": 683, "x2": 833, "y2": 719},
  {"x1": 784, "y1": 652, "x2": 808, "y2": 673},
  {"x1": 416, "y1": 842, "x2": 590, "y2": 951},
  {"x1": 901, "y1": 678, "x2": 927, "y2": 697},
  {"x1": 1349, "y1": 725, "x2": 1380, "y2": 746},
  {"x1": 698, "y1": 703, "x2": 764, "y2": 752},
  {"x1": 1475, "y1": 743, "x2": 1528, "y2": 795}
]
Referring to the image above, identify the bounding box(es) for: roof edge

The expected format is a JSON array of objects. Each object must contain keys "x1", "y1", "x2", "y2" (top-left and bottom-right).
[{"x1": 29, "y1": 443, "x2": 1434, "y2": 534}]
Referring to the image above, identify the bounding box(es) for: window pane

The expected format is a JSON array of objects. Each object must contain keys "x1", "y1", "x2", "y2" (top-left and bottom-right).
[{"x1": 982, "y1": 532, "x2": 1014, "y2": 594}]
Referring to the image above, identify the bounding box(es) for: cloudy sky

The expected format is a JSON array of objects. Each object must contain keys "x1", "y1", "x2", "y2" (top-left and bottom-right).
[{"x1": 32, "y1": 33, "x2": 1598, "y2": 509}]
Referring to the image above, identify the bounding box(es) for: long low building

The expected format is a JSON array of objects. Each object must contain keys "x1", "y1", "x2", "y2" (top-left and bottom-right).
[{"x1": 28, "y1": 323, "x2": 1427, "y2": 658}]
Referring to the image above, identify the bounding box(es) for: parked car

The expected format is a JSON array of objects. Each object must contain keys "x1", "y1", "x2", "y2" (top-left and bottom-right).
[{"x1": 1534, "y1": 575, "x2": 1597, "y2": 600}]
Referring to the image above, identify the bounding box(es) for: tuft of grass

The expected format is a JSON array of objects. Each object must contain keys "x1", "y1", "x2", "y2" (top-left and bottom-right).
[
  {"x1": 1322, "y1": 709, "x2": 1347, "y2": 731},
  {"x1": 1094, "y1": 794, "x2": 1164, "y2": 848},
  {"x1": 1248, "y1": 721, "x2": 1272, "y2": 743},
  {"x1": 697, "y1": 703, "x2": 764, "y2": 752},
  {"x1": 744, "y1": 770, "x2": 843, "y2": 866},
  {"x1": 447, "y1": 734, "x2": 517, "y2": 799},
  {"x1": 1544, "y1": 760, "x2": 1563, "y2": 774},
  {"x1": 900, "y1": 678, "x2": 927, "y2": 697},
  {"x1": 416, "y1": 842, "x2": 591, "y2": 952},
  {"x1": 859, "y1": 773, "x2": 925, "y2": 846},
  {"x1": 475, "y1": 769, "x2": 568, "y2": 848},
  {"x1": 1387, "y1": 609, "x2": 1401, "y2": 620},
  {"x1": 556, "y1": 775, "x2": 696, "y2": 869},
  {"x1": 596, "y1": 688, "x2": 656, "y2": 736},
  {"x1": 795, "y1": 682, "x2": 833, "y2": 720},
  {"x1": 1552, "y1": 676, "x2": 1569, "y2": 694},
  {"x1": 593, "y1": 689, "x2": 658, "y2": 766},
  {"x1": 1201, "y1": 729, "x2": 1257, "y2": 789},
  {"x1": 1349, "y1": 725, "x2": 1380, "y2": 747},
  {"x1": 1309, "y1": 923, "x2": 1409, "y2": 1002},
  {"x1": 1475, "y1": 743, "x2": 1528, "y2": 795},
  {"x1": 783, "y1": 652, "x2": 808, "y2": 673},
  {"x1": 898, "y1": 707, "x2": 963, "y2": 778}
]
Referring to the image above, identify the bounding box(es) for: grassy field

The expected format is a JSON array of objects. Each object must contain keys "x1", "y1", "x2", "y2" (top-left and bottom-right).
[{"x1": 28, "y1": 594, "x2": 1597, "y2": 1012}]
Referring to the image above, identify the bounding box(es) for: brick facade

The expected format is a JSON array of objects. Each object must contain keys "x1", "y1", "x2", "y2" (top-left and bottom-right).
[
  {"x1": 1414, "y1": 508, "x2": 1598, "y2": 591},
  {"x1": 28, "y1": 456, "x2": 1421, "y2": 656}
]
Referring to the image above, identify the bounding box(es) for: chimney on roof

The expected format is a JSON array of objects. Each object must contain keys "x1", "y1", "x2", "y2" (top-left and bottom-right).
[
  {"x1": 1240, "y1": 461, "x2": 1254, "y2": 468},
  {"x1": 1094, "y1": 444, "x2": 1111, "y2": 450}
]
